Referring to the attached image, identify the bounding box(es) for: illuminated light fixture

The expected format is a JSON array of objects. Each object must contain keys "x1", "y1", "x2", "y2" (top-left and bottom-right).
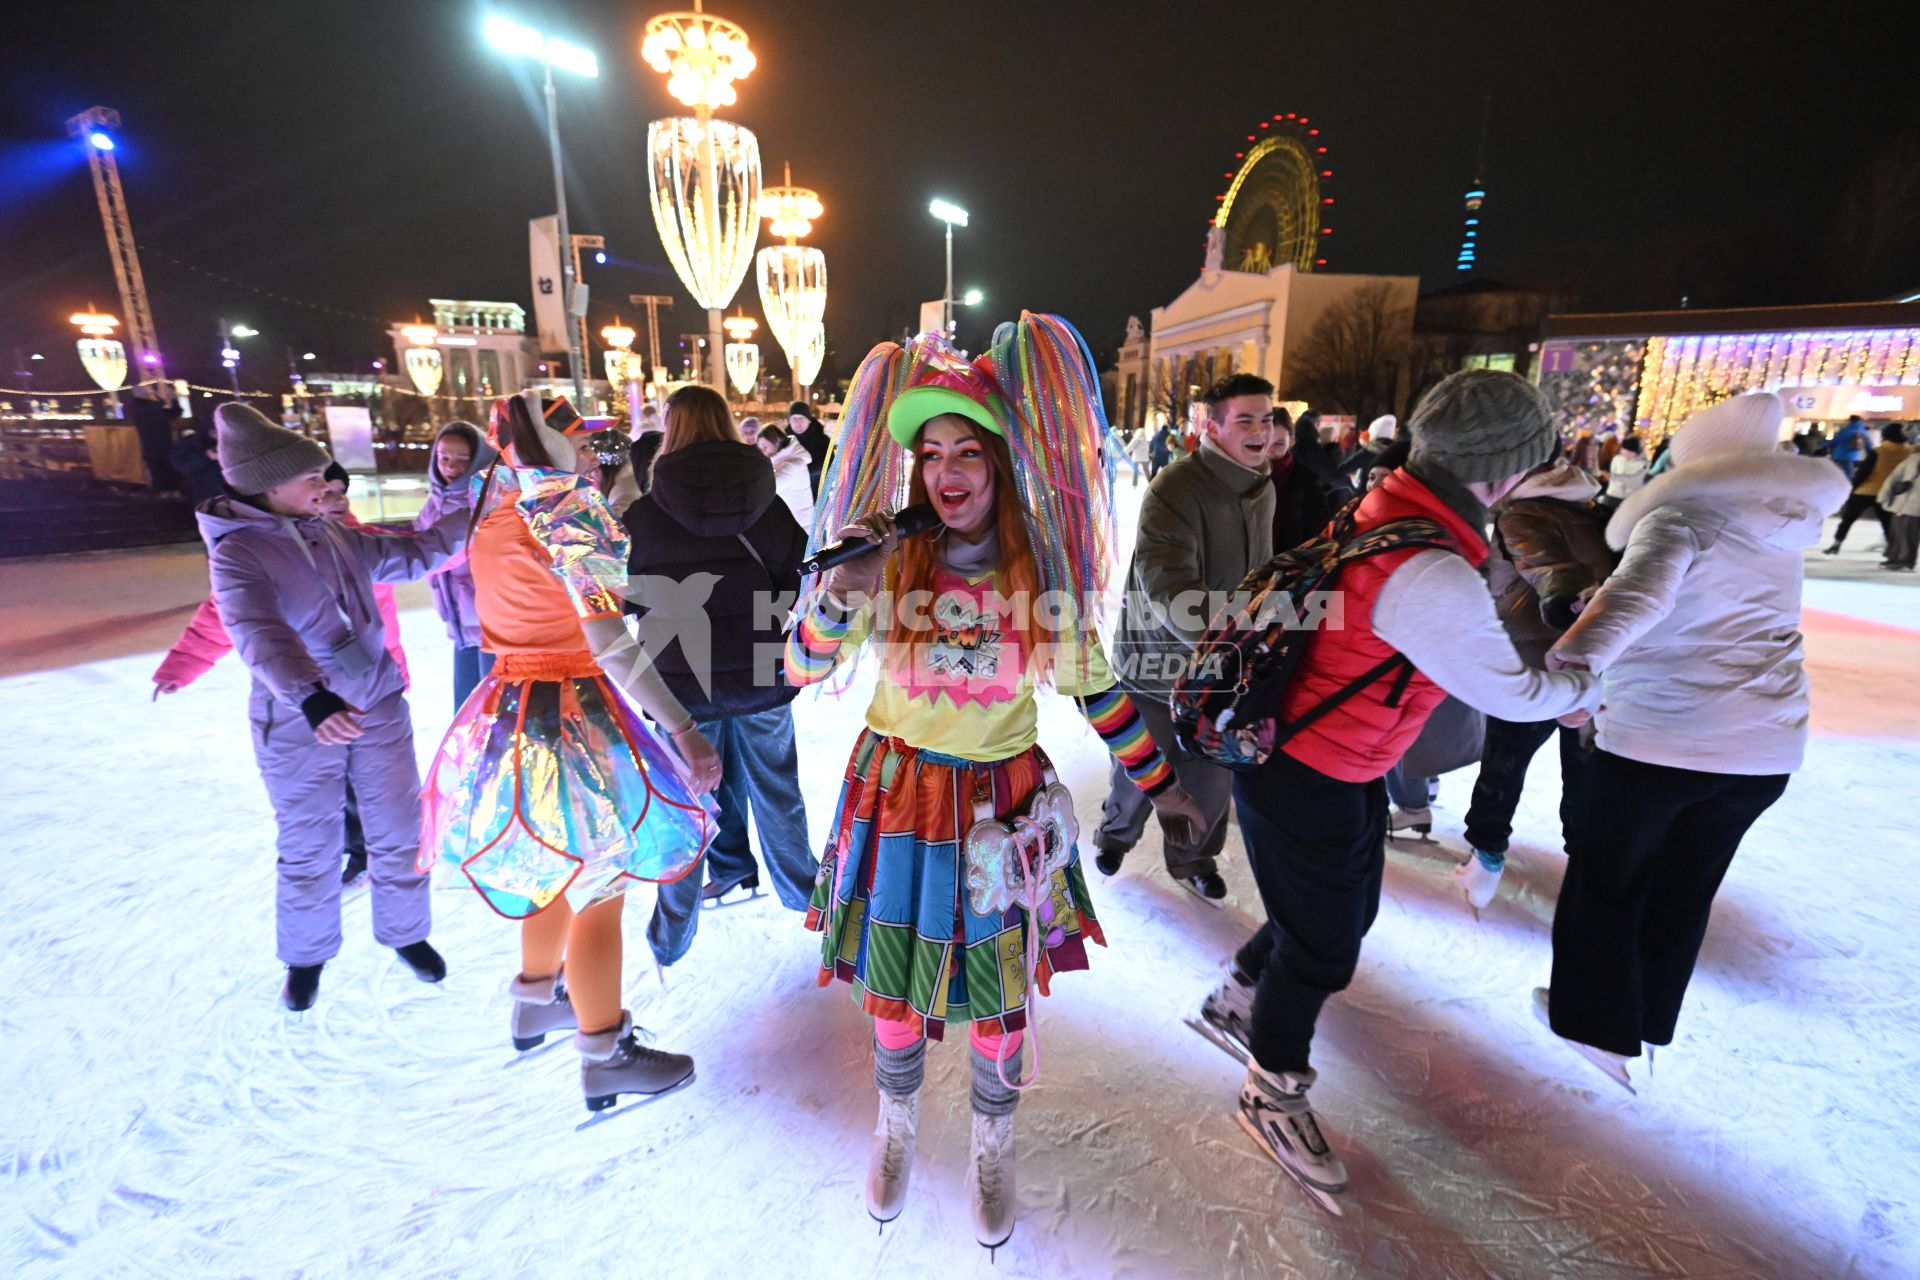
[
  {"x1": 230, "y1": 323, "x2": 259, "y2": 338},
  {"x1": 595, "y1": 250, "x2": 607, "y2": 264},
  {"x1": 434, "y1": 335, "x2": 479, "y2": 346},
  {"x1": 302, "y1": 351, "x2": 317, "y2": 360},
  {"x1": 401, "y1": 323, "x2": 439, "y2": 346},
  {"x1": 600, "y1": 317, "x2": 640, "y2": 390},
  {"x1": 755, "y1": 161, "x2": 827, "y2": 395},
  {"x1": 71, "y1": 309, "x2": 127, "y2": 392},
  {"x1": 404, "y1": 349, "x2": 444, "y2": 397},
  {"x1": 723, "y1": 310, "x2": 760, "y2": 396},
  {"x1": 483, "y1": 14, "x2": 598, "y2": 77},
  {"x1": 600, "y1": 318, "x2": 637, "y2": 351},
  {"x1": 88, "y1": 131, "x2": 114, "y2": 152},
  {"x1": 963, "y1": 288, "x2": 984, "y2": 306},
  {"x1": 792, "y1": 321, "x2": 825, "y2": 389},
  {"x1": 929, "y1": 198, "x2": 969, "y2": 228},
  {"x1": 648, "y1": 118, "x2": 762, "y2": 315},
  {"x1": 641, "y1": 4, "x2": 756, "y2": 110}
]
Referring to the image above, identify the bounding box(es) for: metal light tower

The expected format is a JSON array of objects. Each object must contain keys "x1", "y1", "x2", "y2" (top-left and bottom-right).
[
  {"x1": 66, "y1": 107, "x2": 165, "y2": 384},
  {"x1": 484, "y1": 14, "x2": 600, "y2": 407},
  {"x1": 629, "y1": 293, "x2": 675, "y2": 386},
  {"x1": 929, "y1": 198, "x2": 969, "y2": 337}
]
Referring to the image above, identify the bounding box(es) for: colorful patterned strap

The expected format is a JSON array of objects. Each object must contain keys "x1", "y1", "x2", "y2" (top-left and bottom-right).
[{"x1": 1080, "y1": 687, "x2": 1174, "y2": 794}]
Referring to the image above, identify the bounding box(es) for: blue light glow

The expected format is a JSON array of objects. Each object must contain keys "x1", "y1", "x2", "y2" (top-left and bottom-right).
[
  {"x1": 594, "y1": 251, "x2": 606, "y2": 265},
  {"x1": 88, "y1": 132, "x2": 114, "y2": 152},
  {"x1": 1465, "y1": 218, "x2": 1479, "y2": 226}
]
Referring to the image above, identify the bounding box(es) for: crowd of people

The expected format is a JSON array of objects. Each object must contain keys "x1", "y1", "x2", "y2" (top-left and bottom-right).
[{"x1": 155, "y1": 315, "x2": 1854, "y2": 1242}]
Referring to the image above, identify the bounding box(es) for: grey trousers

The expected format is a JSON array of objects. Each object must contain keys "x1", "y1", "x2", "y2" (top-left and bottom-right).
[
  {"x1": 250, "y1": 690, "x2": 432, "y2": 965},
  {"x1": 1092, "y1": 689, "x2": 1232, "y2": 879}
]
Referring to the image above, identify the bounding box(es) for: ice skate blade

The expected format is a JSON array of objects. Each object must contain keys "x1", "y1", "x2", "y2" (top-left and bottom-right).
[
  {"x1": 1234, "y1": 1112, "x2": 1345, "y2": 1216},
  {"x1": 699, "y1": 887, "x2": 764, "y2": 910},
  {"x1": 1180, "y1": 881, "x2": 1228, "y2": 909},
  {"x1": 1184, "y1": 1015, "x2": 1250, "y2": 1066},
  {"x1": 575, "y1": 1070, "x2": 695, "y2": 1130},
  {"x1": 512, "y1": 1033, "x2": 547, "y2": 1051},
  {"x1": 1532, "y1": 993, "x2": 1635, "y2": 1095},
  {"x1": 503, "y1": 1038, "x2": 566, "y2": 1068}
]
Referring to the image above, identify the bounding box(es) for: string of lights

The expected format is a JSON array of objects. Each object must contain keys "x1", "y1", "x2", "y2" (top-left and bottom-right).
[{"x1": 135, "y1": 244, "x2": 394, "y2": 326}]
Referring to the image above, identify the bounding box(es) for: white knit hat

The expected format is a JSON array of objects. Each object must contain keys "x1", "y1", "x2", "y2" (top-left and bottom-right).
[
  {"x1": 1367, "y1": 414, "x2": 1398, "y2": 442},
  {"x1": 1668, "y1": 392, "x2": 1784, "y2": 466}
]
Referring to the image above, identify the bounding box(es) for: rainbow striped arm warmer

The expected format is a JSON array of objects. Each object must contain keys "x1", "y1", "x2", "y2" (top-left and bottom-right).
[
  {"x1": 1079, "y1": 687, "x2": 1175, "y2": 795},
  {"x1": 784, "y1": 593, "x2": 853, "y2": 687}
]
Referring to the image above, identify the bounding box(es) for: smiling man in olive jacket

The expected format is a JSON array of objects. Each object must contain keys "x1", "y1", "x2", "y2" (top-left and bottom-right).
[{"x1": 1096, "y1": 373, "x2": 1277, "y2": 902}]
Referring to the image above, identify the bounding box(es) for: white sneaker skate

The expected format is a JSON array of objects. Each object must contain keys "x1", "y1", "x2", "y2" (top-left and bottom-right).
[
  {"x1": 1532, "y1": 987, "x2": 1635, "y2": 1095},
  {"x1": 1453, "y1": 850, "x2": 1505, "y2": 916},
  {"x1": 1238, "y1": 1062, "x2": 1347, "y2": 1213},
  {"x1": 1388, "y1": 806, "x2": 1433, "y2": 840},
  {"x1": 967, "y1": 1110, "x2": 1017, "y2": 1252},
  {"x1": 1186, "y1": 969, "x2": 1256, "y2": 1064},
  {"x1": 865, "y1": 1090, "x2": 920, "y2": 1227}
]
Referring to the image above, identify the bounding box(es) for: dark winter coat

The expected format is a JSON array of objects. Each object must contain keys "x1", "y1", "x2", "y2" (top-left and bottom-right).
[
  {"x1": 623, "y1": 438, "x2": 807, "y2": 720},
  {"x1": 170, "y1": 425, "x2": 226, "y2": 506},
  {"x1": 1489, "y1": 463, "x2": 1617, "y2": 669},
  {"x1": 792, "y1": 419, "x2": 829, "y2": 491},
  {"x1": 1268, "y1": 452, "x2": 1339, "y2": 558}
]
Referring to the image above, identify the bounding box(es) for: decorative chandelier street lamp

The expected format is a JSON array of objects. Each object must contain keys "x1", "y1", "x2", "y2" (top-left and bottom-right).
[
  {"x1": 599, "y1": 317, "x2": 638, "y2": 386},
  {"x1": 401, "y1": 323, "x2": 444, "y2": 398},
  {"x1": 755, "y1": 162, "x2": 827, "y2": 400},
  {"x1": 642, "y1": 1, "x2": 761, "y2": 392},
  {"x1": 793, "y1": 321, "x2": 825, "y2": 392},
  {"x1": 71, "y1": 310, "x2": 128, "y2": 409},
  {"x1": 722, "y1": 310, "x2": 760, "y2": 398}
]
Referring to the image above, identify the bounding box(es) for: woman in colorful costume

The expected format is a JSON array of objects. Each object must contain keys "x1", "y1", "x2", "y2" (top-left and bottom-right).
[
  {"x1": 420, "y1": 393, "x2": 721, "y2": 1113},
  {"x1": 785, "y1": 315, "x2": 1204, "y2": 1249}
]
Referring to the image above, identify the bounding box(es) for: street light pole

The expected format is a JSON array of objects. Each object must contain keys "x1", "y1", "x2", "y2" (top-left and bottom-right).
[
  {"x1": 542, "y1": 61, "x2": 586, "y2": 407},
  {"x1": 929, "y1": 199, "x2": 969, "y2": 341},
  {"x1": 219, "y1": 319, "x2": 239, "y2": 394}
]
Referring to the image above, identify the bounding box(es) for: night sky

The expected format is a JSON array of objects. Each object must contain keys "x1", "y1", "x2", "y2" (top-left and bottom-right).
[{"x1": 4, "y1": 0, "x2": 1916, "y2": 396}]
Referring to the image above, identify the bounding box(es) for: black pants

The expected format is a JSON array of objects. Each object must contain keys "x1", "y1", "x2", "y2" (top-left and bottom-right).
[
  {"x1": 1831, "y1": 492, "x2": 1889, "y2": 548},
  {"x1": 1461, "y1": 716, "x2": 1594, "y2": 856},
  {"x1": 1549, "y1": 751, "x2": 1787, "y2": 1057},
  {"x1": 1231, "y1": 752, "x2": 1386, "y2": 1074}
]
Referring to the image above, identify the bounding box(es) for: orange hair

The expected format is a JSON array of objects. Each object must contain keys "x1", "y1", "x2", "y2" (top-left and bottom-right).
[{"x1": 884, "y1": 415, "x2": 1051, "y2": 676}]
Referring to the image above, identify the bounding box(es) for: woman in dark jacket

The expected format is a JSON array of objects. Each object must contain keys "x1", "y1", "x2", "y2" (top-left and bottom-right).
[
  {"x1": 1266, "y1": 408, "x2": 1338, "y2": 556},
  {"x1": 624, "y1": 385, "x2": 815, "y2": 965}
]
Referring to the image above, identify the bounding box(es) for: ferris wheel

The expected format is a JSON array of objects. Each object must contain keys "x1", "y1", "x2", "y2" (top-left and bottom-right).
[{"x1": 1213, "y1": 113, "x2": 1334, "y2": 273}]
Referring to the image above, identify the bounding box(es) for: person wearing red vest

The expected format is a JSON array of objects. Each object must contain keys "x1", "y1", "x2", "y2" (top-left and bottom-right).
[{"x1": 1194, "y1": 370, "x2": 1600, "y2": 1201}]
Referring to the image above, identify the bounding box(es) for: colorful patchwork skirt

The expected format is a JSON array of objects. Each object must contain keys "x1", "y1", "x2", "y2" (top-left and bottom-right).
[
  {"x1": 420, "y1": 650, "x2": 712, "y2": 919},
  {"x1": 806, "y1": 729, "x2": 1105, "y2": 1039}
]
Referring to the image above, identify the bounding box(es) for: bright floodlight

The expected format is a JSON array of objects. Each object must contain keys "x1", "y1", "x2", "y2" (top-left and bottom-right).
[
  {"x1": 230, "y1": 324, "x2": 259, "y2": 338},
  {"x1": 963, "y1": 288, "x2": 984, "y2": 306},
  {"x1": 929, "y1": 198, "x2": 969, "y2": 227},
  {"x1": 484, "y1": 13, "x2": 598, "y2": 77},
  {"x1": 88, "y1": 131, "x2": 114, "y2": 152}
]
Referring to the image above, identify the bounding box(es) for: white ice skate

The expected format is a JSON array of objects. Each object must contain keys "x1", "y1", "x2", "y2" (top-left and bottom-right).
[
  {"x1": 575, "y1": 1011, "x2": 695, "y2": 1114},
  {"x1": 1185, "y1": 969, "x2": 1256, "y2": 1065},
  {"x1": 967, "y1": 1110, "x2": 1017, "y2": 1253},
  {"x1": 1532, "y1": 987, "x2": 1635, "y2": 1095},
  {"x1": 1387, "y1": 806, "x2": 1433, "y2": 841},
  {"x1": 507, "y1": 973, "x2": 577, "y2": 1051},
  {"x1": 1452, "y1": 850, "x2": 1505, "y2": 918},
  {"x1": 1237, "y1": 1062, "x2": 1347, "y2": 1214},
  {"x1": 865, "y1": 1089, "x2": 919, "y2": 1228}
]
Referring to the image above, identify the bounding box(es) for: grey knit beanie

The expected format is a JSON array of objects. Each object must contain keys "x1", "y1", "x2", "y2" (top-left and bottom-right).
[
  {"x1": 1408, "y1": 369, "x2": 1557, "y2": 484},
  {"x1": 215, "y1": 402, "x2": 330, "y2": 495}
]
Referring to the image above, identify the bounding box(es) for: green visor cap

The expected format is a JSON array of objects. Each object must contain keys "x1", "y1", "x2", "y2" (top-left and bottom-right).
[{"x1": 887, "y1": 385, "x2": 1007, "y2": 447}]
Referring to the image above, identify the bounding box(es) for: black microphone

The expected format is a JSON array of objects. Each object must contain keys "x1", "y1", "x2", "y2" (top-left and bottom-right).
[{"x1": 802, "y1": 503, "x2": 940, "y2": 575}]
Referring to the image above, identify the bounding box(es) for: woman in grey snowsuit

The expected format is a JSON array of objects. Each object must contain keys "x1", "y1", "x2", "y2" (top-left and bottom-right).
[{"x1": 201, "y1": 403, "x2": 471, "y2": 1011}]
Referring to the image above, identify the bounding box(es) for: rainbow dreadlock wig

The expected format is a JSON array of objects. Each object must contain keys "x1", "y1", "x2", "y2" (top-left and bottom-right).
[{"x1": 804, "y1": 312, "x2": 1117, "y2": 673}]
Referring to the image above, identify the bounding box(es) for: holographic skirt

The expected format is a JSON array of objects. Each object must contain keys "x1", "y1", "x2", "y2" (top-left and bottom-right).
[
  {"x1": 805, "y1": 730, "x2": 1104, "y2": 1040},
  {"x1": 420, "y1": 650, "x2": 712, "y2": 919}
]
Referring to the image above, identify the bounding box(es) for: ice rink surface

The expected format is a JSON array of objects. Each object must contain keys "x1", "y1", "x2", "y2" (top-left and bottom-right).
[{"x1": 3, "y1": 487, "x2": 1917, "y2": 1279}]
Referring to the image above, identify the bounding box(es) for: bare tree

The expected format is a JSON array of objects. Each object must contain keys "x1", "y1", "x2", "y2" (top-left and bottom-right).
[{"x1": 1282, "y1": 282, "x2": 1413, "y2": 423}]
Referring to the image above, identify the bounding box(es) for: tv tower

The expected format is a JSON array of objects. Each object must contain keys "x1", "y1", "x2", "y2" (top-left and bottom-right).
[
  {"x1": 1455, "y1": 97, "x2": 1491, "y2": 274},
  {"x1": 65, "y1": 106, "x2": 166, "y2": 382}
]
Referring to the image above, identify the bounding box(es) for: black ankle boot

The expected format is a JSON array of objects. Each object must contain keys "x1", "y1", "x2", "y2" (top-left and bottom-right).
[
  {"x1": 283, "y1": 963, "x2": 323, "y2": 1011},
  {"x1": 394, "y1": 940, "x2": 446, "y2": 983}
]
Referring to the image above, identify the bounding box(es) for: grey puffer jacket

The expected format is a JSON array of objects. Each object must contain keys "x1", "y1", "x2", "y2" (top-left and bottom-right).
[
  {"x1": 199, "y1": 495, "x2": 469, "y2": 717},
  {"x1": 412, "y1": 422, "x2": 495, "y2": 647},
  {"x1": 1551, "y1": 450, "x2": 1848, "y2": 775}
]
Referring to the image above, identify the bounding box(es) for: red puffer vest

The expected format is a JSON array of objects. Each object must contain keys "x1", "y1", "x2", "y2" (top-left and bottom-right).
[{"x1": 1276, "y1": 468, "x2": 1488, "y2": 783}]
